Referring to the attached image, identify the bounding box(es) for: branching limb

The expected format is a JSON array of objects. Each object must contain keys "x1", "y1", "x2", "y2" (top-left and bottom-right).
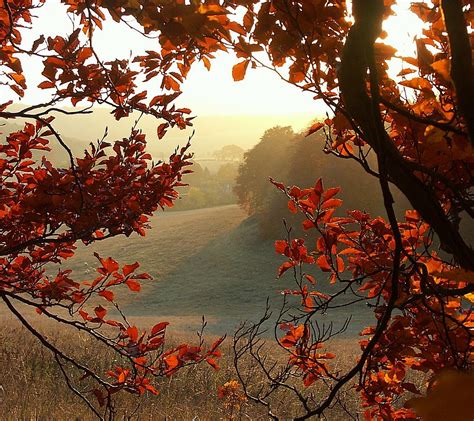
[{"x1": 441, "y1": 0, "x2": 474, "y2": 145}]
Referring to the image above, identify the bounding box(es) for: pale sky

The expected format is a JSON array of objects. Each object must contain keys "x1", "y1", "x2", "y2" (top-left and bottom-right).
[
  {"x1": 1, "y1": 0, "x2": 423, "y2": 118},
  {"x1": 2, "y1": 0, "x2": 319, "y2": 117}
]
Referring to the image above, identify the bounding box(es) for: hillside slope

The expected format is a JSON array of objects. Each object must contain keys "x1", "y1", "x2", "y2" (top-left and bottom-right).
[{"x1": 62, "y1": 205, "x2": 371, "y2": 336}]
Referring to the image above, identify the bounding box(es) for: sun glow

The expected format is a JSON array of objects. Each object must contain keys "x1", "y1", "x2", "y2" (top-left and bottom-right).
[
  {"x1": 2, "y1": 1, "x2": 429, "y2": 119},
  {"x1": 382, "y1": 1, "x2": 428, "y2": 77}
]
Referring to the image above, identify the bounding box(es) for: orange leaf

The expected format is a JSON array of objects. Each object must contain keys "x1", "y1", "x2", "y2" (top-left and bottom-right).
[
  {"x1": 399, "y1": 77, "x2": 432, "y2": 91},
  {"x1": 431, "y1": 59, "x2": 451, "y2": 82},
  {"x1": 232, "y1": 60, "x2": 249, "y2": 81},
  {"x1": 306, "y1": 122, "x2": 324, "y2": 137},
  {"x1": 165, "y1": 354, "x2": 180, "y2": 370},
  {"x1": 145, "y1": 384, "x2": 159, "y2": 395},
  {"x1": 118, "y1": 371, "x2": 126, "y2": 383}
]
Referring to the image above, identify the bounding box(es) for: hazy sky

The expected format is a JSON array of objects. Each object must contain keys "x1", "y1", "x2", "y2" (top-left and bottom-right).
[
  {"x1": 1, "y1": 0, "x2": 422, "y2": 118},
  {"x1": 2, "y1": 0, "x2": 320, "y2": 116}
]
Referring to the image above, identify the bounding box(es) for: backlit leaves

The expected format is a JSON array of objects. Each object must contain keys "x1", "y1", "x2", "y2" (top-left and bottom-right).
[{"x1": 232, "y1": 60, "x2": 249, "y2": 81}]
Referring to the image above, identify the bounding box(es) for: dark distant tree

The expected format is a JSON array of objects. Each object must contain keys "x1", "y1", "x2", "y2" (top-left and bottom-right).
[
  {"x1": 183, "y1": 160, "x2": 205, "y2": 185},
  {"x1": 234, "y1": 126, "x2": 294, "y2": 233},
  {"x1": 236, "y1": 127, "x2": 408, "y2": 238}
]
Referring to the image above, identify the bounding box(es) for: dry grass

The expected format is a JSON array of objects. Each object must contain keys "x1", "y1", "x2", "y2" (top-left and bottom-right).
[{"x1": 0, "y1": 315, "x2": 363, "y2": 420}]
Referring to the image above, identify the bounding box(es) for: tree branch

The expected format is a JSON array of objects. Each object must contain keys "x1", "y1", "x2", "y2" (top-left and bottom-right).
[
  {"x1": 339, "y1": 0, "x2": 474, "y2": 271},
  {"x1": 441, "y1": 0, "x2": 474, "y2": 146}
]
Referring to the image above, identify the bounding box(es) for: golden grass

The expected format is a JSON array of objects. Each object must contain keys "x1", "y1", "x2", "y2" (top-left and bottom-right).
[{"x1": 0, "y1": 315, "x2": 363, "y2": 420}]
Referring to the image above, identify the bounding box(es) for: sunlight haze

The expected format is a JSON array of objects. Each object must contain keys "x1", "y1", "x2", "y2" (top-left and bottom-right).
[{"x1": 2, "y1": 0, "x2": 425, "y2": 117}]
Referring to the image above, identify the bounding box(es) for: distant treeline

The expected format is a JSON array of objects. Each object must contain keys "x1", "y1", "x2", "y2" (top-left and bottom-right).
[
  {"x1": 234, "y1": 125, "x2": 411, "y2": 238},
  {"x1": 173, "y1": 160, "x2": 239, "y2": 211}
]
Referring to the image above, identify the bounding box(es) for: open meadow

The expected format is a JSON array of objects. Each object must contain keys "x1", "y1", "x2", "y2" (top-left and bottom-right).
[
  {"x1": 0, "y1": 205, "x2": 376, "y2": 420},
  {"x1": 63, "y1": 205, "x2": 371, "y2": 335}
]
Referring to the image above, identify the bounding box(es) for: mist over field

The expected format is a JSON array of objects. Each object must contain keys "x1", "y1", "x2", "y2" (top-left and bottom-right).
[{"x1": 1, "y1": 110, "x2": 375, "y2": 334}]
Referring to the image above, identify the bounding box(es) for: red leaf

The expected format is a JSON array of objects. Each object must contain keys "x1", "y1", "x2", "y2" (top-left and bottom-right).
[
  {"x1": 278, "y1": 261, "x2": 295, "y2": 277},
  {"x1": 316, "y1": 255, "x2": 332, "y2": 272},
  {"x1": 79, "y1": 309, "x2": 90, "y2": 321},
  {"x1": 304, "y1": 274, "x2": 316, "y2": 284},
  {"x1": 151, "y1": 322, "x2": 169, "y2": 336},
  {"x1": 322, "y1": 187, "x2": 341, "y2": 202},
  {"x1": 270, "y1": 178, "x2": 285, "y2": 191},
  {"x1": 303, "y1": 295, "x2": 314, "y2": 311},
  {"x1": 95, "y1": 254, "x2": 119, "y2": 274},
  {"x1": 302, "y1": 219, "x2": 315, "y2": 230},
  {"x1": 94, "y1": 306, "x2": 107, "y2": 320},
  {"x1": 125, "y1": 279, "x2": 141, "y2": 292},
  {"x1": 99, "y1": 290, "x2": 114, "y2": 301},
  {"x1": 157, "y1": 123, "x2": 169, "y2": 139},
  {"x1": 275, "y1": 240, "x2": 288, "y2": 255},
  {"x1": 127, "y1": 326, "x2": 139, "y2": 342},
  {"x1": 206, "y1": 357, "x2": 219, "y2": 370},
  {"x1": 209, "y1": 336, "x2": 225, "y2": 353},
  {"x1": 321, "y1": 198, "x2": 343, "y2": 210},
  {"x1": 123, "y1": 262, "x2": 139, "y2": 276},
  {"x1": 288, "y1": 200, "x2": 298, "y2": 214},
  {"x1": 314, "y1": 178, "x2": 324, "y2": 194}
]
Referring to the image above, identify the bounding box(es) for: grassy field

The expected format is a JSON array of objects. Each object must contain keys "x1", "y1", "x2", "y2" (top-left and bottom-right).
[
  {"x1": 0, "y1": 205, "x2": 407, "y2": 419},
  {"x1": 42, "y1": 204, "x2": 372, "y2": 337},
  {"x1": 0, "y1": 318, "x2": 363, "y2": 420}
]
